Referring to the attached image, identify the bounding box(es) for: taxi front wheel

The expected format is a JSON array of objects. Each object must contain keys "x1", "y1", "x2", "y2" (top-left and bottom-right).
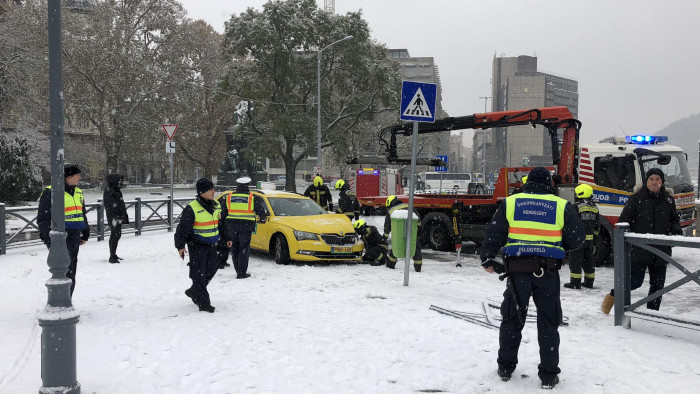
[{"x1": 274, "y1": 235, "x2": 291, "y2": 265}]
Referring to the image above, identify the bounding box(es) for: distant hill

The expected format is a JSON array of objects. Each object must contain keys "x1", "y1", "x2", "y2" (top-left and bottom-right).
[{"x1": 655, "y1": 114, "x2": 700, "y2": 179}]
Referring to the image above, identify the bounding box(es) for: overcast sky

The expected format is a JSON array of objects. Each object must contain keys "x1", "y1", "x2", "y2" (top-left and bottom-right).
[{"x1": 179, "y1": 0, "x2": 699, "y2": 145}]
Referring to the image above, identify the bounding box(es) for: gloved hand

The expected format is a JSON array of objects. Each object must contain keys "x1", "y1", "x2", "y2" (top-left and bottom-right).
[
  {"x1": 354, "y1": 213, "x2": 360, "y2": 221},
  {"x1": 328, "y1": 202, "x2": 334, "y2": 211},
  {"x1": 481, "y1": 258, "x2": 505, "y2": 274}
]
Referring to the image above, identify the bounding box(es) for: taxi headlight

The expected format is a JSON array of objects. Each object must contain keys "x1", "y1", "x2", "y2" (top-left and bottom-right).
[{"x1": 294, "y1": 230, "x2": 318, "y2": 241}]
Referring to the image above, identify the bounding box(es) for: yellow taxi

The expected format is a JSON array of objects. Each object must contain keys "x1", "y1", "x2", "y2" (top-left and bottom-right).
[{"x1": 216, "y1": 189, "x2": 363, "y2": 264}]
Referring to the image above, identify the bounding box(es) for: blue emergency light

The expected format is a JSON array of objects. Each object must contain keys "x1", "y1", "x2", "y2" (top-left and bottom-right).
[
  {"x1": 357, "y1": 169, "x2": 380, "y2": 175},
  {"x1": 625, "y1": 135, "x2": 668, "y2": 144}
]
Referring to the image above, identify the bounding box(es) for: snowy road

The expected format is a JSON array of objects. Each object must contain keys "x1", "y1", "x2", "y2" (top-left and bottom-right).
[{"x1": 1, "y1": 214, "x2": 699, "y2": 393}]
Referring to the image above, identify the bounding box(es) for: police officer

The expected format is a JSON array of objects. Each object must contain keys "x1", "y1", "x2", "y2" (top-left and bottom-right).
[
  {"x1": 564, "y1": 184, "x2": 600, "y2": 289},
  {"x1": 37, "y1": 164, "x2": 90, "y2": 296},
  {"x1": 480, "y1": 167, "x2": 584, "y2": 389},
  {"x1": 335, "y1": 179, "x2": 360, "y2": 221},
  {"x1": 304, "y1": 176, "x2": 333, "y2": 211},
  {"x1": 224, "y1": 176, "x2": 262, "y2": 279},
  {"x1": 384, "y1": 195, "x2": 423, "y2": 272},
  {"x1": 353, "y1": 219, "x2": 388, "y2": 266},
  {"x1": 175, "y1": 178, "x2": 229, "y2": 313}
]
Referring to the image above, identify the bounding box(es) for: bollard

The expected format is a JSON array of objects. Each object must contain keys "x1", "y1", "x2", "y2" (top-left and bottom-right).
[
  {"x1": 0, "y1": 203, "x2": 5, "y2": 255},
  {"x1": 613, "y1": 223, "x2": 631, "y2": 328},
  {"x1": 96, "y1": 201, "x2": 105, "y2": 241},
  {"x1": 135, "y1": 197, "x2": 142, "y2": 236},
  {"x1": 167, "y1": 195, "x2": 173, "y2": 232}
]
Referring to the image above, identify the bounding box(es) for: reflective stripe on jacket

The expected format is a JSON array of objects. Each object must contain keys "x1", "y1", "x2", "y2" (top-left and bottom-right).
[
  {"x1": 226, "y1": 192, "x2": 255, "y2": 221},
  {"x1": 189, "y1": 199, "x2": 221, "y2": 243},
  {"x1": 503, "y1": 193, "x2": 566, "y2": 259},
  {"x1": 46, "y1": 186, "x2": 86, "y2": 230}
]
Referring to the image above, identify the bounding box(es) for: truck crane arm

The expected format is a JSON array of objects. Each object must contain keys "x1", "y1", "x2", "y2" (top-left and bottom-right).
[{"x1": 378, "y1": 107, "x2": 582, "y2": 184}]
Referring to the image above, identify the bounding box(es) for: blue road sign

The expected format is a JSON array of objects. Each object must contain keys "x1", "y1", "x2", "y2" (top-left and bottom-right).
[
  {"x1": 400, "y1": 81, "x2": 437, "y2": 123},
  {"x1": 435, "y1": 155, "x2": 448, "y2": 172}
]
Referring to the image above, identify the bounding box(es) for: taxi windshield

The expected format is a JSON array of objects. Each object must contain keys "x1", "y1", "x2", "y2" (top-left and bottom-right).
[{"x1": 267, "y1": 197, "x2": 327, "y2": 216}]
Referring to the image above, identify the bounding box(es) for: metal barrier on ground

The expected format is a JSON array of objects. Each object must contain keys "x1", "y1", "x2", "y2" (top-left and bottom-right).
[{"x1": 0, "y1": 197, "x2": 191, "y2": 255}]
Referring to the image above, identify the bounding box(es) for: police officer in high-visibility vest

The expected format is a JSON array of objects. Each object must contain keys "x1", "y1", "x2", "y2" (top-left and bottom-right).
[
  {"x1": 480, "y1": 167, "x2": 584, "y2": 390},
  {"x1": 37, "y1": 164, "x2": 90, "y2": 296},
  {"x1": 564, "y1": 184, "x2": 600, "y2": 289},
  {"x1": 383, "y1": 195, "x2": 423, "y2": 271},
  {"x1": 224, "y1": 176, "x2": 262, "y2": 279},
  {"x1": 175, "y1": 178, "x2": 230, "y2": 313}
]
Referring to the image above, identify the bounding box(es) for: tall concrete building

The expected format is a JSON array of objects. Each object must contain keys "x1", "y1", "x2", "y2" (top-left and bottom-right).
[{"x1": 474, "y1": 55, "x2": 578, "y2": 176}]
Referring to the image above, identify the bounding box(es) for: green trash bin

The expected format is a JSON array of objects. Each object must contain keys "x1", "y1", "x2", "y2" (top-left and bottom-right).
[{"x1": 390, "y1": 210, "x2": 419, "y2": 258}]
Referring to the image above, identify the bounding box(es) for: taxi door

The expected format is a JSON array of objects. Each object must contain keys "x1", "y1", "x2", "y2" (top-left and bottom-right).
[{"x1": 250, "y1": 195, "x2": 272, "y2": 251}]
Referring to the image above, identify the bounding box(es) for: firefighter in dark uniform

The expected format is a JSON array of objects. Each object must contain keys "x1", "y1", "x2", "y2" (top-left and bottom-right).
[
  {"x1": 224, "y1": 176, "x2": 263, "y2": 279},
  {"x1": 480, "y1": 167, "x2": 585, "y2": 389},
  {"x1": 353, "y1": 219, "x2": 388, "y2": 266},
  {"x1": 383, "y1": 195, "x2": 423, "y2": 272},
  {"x1": 564, "y1": 184, "x2": 600, "y2": 289},
  {"x1": 304, "y1": 176, "x2": 333, "y2": 211},
  {"x1": 335, "y1": 179, "x2": 360, "y2": 221},
  {"x1": 175, "y1": 178, "x2": 229, "y2": 313},
  {"x1": 37, "y1": 164, "x2": 90, "y2": 297}
]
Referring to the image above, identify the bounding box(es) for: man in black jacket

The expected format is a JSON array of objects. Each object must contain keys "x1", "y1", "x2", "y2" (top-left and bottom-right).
[
  {"x1": 175, "y1": 178, "x2": 230, "y2": 313},
  {"x1": 103, "y1": 173, "x2": 129, "y2": 264},
  {"x1": 480, "y1": 167, "x2": 585, "y2": 389},
  {"x1": 37, "y1": 164, "x2": 90, "y2": 296},
  {"x1": 601, "y1": 168, "x2": 682, "y2": 314}
]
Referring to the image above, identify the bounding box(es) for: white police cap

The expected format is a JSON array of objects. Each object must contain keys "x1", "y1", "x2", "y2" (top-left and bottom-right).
[{"x1": 236, "y1": 176, "x2": 252, "y2": 184}]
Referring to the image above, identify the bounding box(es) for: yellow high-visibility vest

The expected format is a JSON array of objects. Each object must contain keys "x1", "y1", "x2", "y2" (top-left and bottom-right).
[
  {"x1": 503, "y1": 193, "x2": 567, "y2": 259},
  {"x1": 226, "y1": 193, "x2": 255, "y2": 221},
  {"x1": 45, "y1": 186, "x2": 86, "y2": 230},
  {"x1": 190, "y1": 200, "x2": 221, "y2": 244}
]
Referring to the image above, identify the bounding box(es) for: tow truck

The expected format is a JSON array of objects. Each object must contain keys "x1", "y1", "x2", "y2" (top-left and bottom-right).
[{"x1": 350, "y1": 107, "x2": 696, "y2": 264}]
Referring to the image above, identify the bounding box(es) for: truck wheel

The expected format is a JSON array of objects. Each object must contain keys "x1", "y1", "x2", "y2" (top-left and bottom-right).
[
  {"x1": 421, "y1": 212, "x2": 453, "y2": 251},
  {"x1": 474, "y1": 184, "x2": 485, "y2": 195},
  {"x1": 593, "y1": 231, "x2": 612, "y2": 267},
  {"x1": 273, "y1": 234, "x2": 291, "y2": 265}
]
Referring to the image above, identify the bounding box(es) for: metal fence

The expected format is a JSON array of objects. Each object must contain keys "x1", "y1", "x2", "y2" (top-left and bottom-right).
[
  {"x1": 0, "y1": 197, "x2": 192, "y2": 255},
  {"x1": 613, "y1": 223, "x2": 700, "y2": 330}
]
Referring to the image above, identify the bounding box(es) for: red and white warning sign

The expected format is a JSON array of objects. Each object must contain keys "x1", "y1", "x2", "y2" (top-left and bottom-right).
[{"x1": 162, "y1": 124, "x2": 178, "y2": 140}]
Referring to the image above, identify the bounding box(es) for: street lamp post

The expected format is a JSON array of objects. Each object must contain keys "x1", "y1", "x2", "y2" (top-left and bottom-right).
[
  {"x1": 40, "y1": 1, "x2": 80, "y2": 393},
  {"x1": 317, "y1": 35, "x2": 353, "y2": 171},
  {"x1": 478, "y1": 96, "x2": 491, "y2": 179}
]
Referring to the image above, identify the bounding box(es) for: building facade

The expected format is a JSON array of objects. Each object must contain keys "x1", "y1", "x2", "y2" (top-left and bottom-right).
[{"x1": 474, "y1": 55, "x2": 578, "y2": 175}]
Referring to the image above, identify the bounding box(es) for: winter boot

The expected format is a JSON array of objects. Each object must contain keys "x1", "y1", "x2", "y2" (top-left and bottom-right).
[
  {"x1": 414, "y1": 263, "x2": 422, "y2": 272},
  {"x1": 184, "y1": 289, "x2": 197, "y2": 305},
  {"x1": 386, "y1": 261, "x2": 396, "y2": 269},
  {"x1": 199, "y1": 305, "x2": 216, "y2": 313},
  {"x1": 601, "y1": 293, "x2": 615, "y2": 315},
  {"x1": 541, "y1": 376, "x2": 559, "y2": 389},
  {"x1": 497, "y1": 368, "x2": 512, "y2": 382},
  {"x1": 109, "y1": 255, "x2": 120, "y2": 264},
  {"x1": 582, "y1": 277, "x2": 595, "y2": 289},
  {"x1": 563, "y1": 277, "x2": 581, "y2": 289}
]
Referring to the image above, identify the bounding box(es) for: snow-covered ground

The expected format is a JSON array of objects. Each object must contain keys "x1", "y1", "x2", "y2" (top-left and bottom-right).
[{"x1": 1, "y1": 214, "x2": 700, "y2": 393}]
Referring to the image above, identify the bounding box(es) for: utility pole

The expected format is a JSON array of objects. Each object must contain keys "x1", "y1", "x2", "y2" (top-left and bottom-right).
[{"x1": 478, "y1": 96, "x2": 491, "y2": 179}]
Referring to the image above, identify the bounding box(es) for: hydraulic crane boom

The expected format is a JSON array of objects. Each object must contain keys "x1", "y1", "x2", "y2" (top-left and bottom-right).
[{"x1": 375, "y1": 107, "x2": 582, "y2": 184}]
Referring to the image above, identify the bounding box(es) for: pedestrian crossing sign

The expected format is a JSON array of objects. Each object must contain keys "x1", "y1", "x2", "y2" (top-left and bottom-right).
[{"x1": 400, "y1": 81, "x2": 437, "y2": 123}]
